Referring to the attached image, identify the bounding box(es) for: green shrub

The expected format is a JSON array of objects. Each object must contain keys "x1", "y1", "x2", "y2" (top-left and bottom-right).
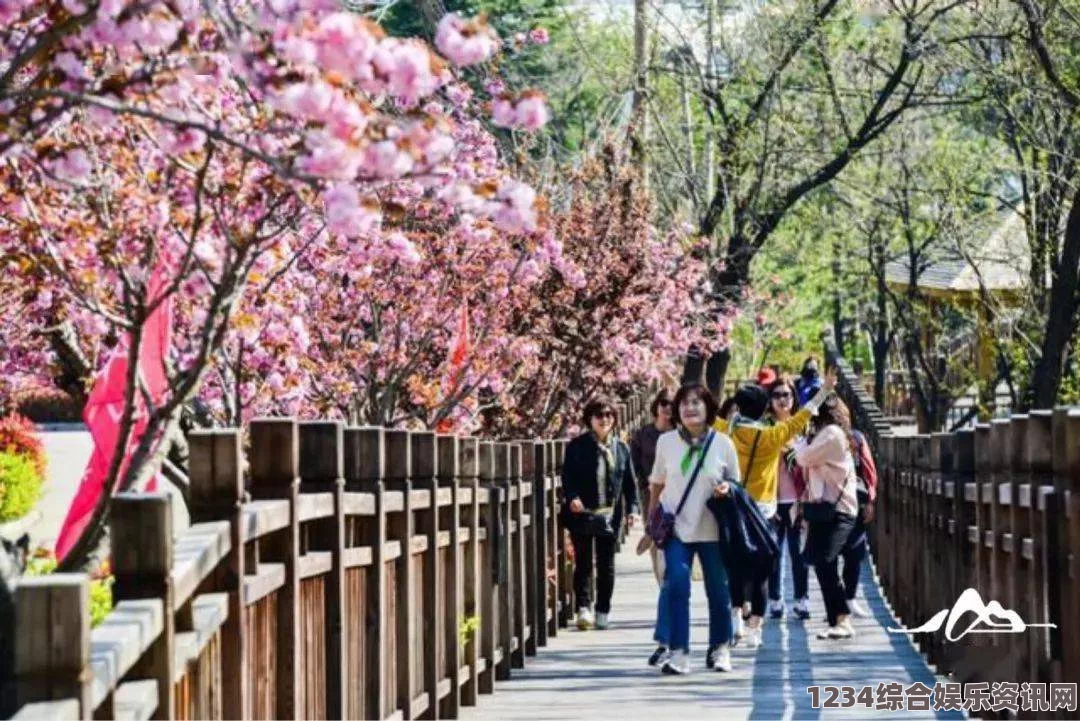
[
  {"x1": 26, "y1": 550, "x2": 114, "y2": 627},
  {"x1": 0, "y1": 450, "x2": 43, "y2": 522},
  {"x1": 0, "y1": 413, "x2": 47, "y2": 478}
]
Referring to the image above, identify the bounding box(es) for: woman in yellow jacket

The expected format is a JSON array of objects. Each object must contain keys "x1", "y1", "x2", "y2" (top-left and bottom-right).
[{"x1": 713, "y1": 369, "x2": 836, "y2": 648}]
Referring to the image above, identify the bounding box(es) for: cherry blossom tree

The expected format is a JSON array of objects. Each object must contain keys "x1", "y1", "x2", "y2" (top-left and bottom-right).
[{"x1": 0, "y1": 1, "x2": 547, "y2": 568}]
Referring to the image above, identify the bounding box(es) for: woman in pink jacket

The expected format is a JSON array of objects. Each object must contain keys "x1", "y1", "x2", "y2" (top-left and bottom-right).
[{"x1": 795, "y1": 397, "x2": 859, "y2": 640}]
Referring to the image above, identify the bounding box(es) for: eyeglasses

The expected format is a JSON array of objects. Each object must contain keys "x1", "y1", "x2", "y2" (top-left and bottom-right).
[
  {"x1": 595, "y1": 411, "x2": 615, "y2": 419},
  {"x1": 771, "y1": 392, "x2": 793, "y2": 400}
]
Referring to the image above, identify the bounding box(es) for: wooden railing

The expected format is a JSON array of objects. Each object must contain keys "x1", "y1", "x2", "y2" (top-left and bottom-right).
[
  {"x1": 828, "y1": 334, "x2": 1080, "y2": 717},
  {"x1": 8, "y1": 395, "x2": 651, "y2": 720}
]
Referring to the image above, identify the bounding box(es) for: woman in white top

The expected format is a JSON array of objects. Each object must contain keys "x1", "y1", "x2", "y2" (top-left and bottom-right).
[
  {"x1": 648, "y1": 383, "x2": 741, "y2": 675},
  {"x1": 795, "y1": 396, "x2": 860, "y2": 640}
]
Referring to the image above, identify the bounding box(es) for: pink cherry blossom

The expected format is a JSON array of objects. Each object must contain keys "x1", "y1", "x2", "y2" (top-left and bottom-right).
[
  {"x1": 528, "y1": 28, "x2": 550, "y2": 45},
  {"x1": 435, "y1": 13, "x2": 500, "y2": 67},
  {"x1": 323, "y1": 184, "x2": 382, "y2": 237},
  {"x1": 514, "y1": 94, "x2": 550, "y2": 131},
  {"x1": 373, "y1": 39, "x2": 441, "y2": 106},
  {"x1": 50, "y1": 149, "x2": 92, "y2": 183},
  {"x1": 492, "y1": 97, "x2": 517, "y2": 128}
]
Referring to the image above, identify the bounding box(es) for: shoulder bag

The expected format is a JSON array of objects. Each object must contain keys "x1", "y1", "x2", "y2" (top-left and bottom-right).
[
  {"x1": 646, "y1": 431, "x2": 715, "y2": 549},
  {"x1": 802, "y1": 470, "x2": 854, "y2": 524}
]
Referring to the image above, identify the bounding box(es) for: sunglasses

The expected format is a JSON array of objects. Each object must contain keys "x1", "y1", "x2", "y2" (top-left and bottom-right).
[
  {"x1": 771, "y1": 392, "x2": 793, "y2": 400},
  {"x1": 595, "y1": 411, "x2": 616, "y2": 419}
]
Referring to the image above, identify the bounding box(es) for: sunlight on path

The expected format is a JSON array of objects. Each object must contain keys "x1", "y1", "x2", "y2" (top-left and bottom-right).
[{"x1": 462, "y1": 529, "x2": 964, "y2": 721}]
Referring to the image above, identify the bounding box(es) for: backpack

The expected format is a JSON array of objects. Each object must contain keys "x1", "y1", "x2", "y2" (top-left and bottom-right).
[{"x1": 850, "y1": 430, "x2": 877, "y2": 513}]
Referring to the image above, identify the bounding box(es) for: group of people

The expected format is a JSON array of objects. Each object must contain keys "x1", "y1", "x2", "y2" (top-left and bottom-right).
[{"x1": 560, "y1": 357, "x2": 879, "y2": 676}]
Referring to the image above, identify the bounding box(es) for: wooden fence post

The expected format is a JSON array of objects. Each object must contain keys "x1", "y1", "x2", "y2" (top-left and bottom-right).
[
  {"x1": 344, "y1": 427, "x2": 388, "y2": 721},
  {"x1": 14, "y1": 574, "x2": 91, "y2": 718},
  {"x1": 476, "y1": 441, "x2": 496, "y2": 695},
  {"x1": 188, "y1": 429, "x2": 248, "y2": 721},
  {"x1": 524, "y1": 441, "x2": 546, "y2": 652},
  {"x1": 988, "y1": 419, "x2": 1010, "y2": 666},
  {"x1": 553, "y1": 440, "x2": 571, "y2": 628},
  {"x1": 1052, "y1": 409, "x2": 1080, "y2": 685},
  {"x1": 458, "y1": 437, "x2": 481, "y2": 707},
  {"x1": 412, "y1": 431, "x2": 440, "y2": 720},
  {"x1": 543, "y1": 441, "x2": 558, "y2": 640},
  {"x1": 509, "y1": 443, "x2": 527, "y2": 670},
  {"x1": 111, "y1": 492, "x2": 175, "y2": 720},
  {"x1": 436, "y1": 434, "x2": 461, "y2": 719},
  {"x1": 493, "y1": 442, "x2": 513, "y2": 681},
  {"x1": 385, "y1": 429, "x2": 416, "y2": 719},
  {"x1": 299, "y1": 421, "x2": 346, "y2": 719},
  {"x1": 249, "y1": 419, "x2": 301, "y2": 719},
  {"x1": 1025, "y1": 411, "x2": 1054, "y2": 685}
]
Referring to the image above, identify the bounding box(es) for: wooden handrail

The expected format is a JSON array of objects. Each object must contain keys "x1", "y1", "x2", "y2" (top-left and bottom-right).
[
  {"x1": 826, "y1": 333, "x2": 1080, "y2": 708},
  {"x1": 10, "y1": 391, "x2": 655, "y2": 720}
]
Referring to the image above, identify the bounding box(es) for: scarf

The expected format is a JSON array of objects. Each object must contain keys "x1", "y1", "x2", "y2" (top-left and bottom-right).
[
  {"x1": 592, "y1": 432, "x2": 616, "y2": 507},
  {"x1": 677, "y1": 426, "x2": 713, "y2": 476}
]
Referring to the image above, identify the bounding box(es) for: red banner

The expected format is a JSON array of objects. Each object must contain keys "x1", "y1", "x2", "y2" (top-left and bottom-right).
[{"x1": 55, "y1": 271, "x2": 173, "y2": 561}]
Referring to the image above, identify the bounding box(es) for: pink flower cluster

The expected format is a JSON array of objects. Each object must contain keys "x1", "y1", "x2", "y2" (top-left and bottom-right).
[
  {"x1": 492, "y1": 92, "x2": 551, "y2": 132},
  {"x1": 435, "y1": 13, "x2": 500, "y2": 66}
]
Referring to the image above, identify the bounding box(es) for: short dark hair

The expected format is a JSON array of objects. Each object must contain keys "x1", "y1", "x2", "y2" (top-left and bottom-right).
[
  {"x1": 649, "y1": 390, "x2": 672, "y2": 418},
  {"x1": 671, "y1": 384, "x2": 719, "y2": 427},
  {"x1": 733, "y1": 384, "x2": 769, "y2": 421},
  {"x1": 582, "y1": 397, "x2": 617, "y2": 427},
  {"x1": 719, "y1": 395, "x2": 736, "y2": 420}
]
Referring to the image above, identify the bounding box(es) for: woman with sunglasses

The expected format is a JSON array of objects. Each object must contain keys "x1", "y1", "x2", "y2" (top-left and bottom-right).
[
  {"x1": 766, "y1": 377, "x2": 811, "y2": 621},
  {"x1": 562, "y1": 397, "x2": 640, "y2": 630}
]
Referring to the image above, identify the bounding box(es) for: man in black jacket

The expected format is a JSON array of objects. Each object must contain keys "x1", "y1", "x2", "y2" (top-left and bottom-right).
[{"x1": 562, "y1": 397, "x2": 640, "y2": 630}]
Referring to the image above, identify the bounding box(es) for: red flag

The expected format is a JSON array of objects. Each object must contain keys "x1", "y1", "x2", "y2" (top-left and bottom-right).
[
  {"x1": 55, "y1": 269, "x2": 173, "y2": 561},
  {"x1": 436, "y1": 302, "x2": 470, "y2": 434},
  {"x1": 448, "y1": 300, "x2": 470, "y2": 382}
]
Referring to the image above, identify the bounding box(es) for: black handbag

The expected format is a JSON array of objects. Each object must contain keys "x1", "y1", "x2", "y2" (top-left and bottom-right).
[{"x1": 803, "y1": 472, "x2": 853, "y2": 524}]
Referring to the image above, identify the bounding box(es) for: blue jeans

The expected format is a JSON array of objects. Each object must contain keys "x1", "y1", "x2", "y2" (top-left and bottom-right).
[{"x1": 658, "y1": 537, "x2": 732, "y2": 652}]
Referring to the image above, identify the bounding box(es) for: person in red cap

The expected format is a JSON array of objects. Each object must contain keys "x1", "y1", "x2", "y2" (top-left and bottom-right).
[{"x1": 756, "y1": 367, "x2": 778, "y2": 388}]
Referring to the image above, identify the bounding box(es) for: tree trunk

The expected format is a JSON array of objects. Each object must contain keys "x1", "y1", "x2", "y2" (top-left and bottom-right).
[
  {"x1": 705, "y1": 349, "x2": 730, "y2": 399},
  {"x1": 873, "y1": 266, "x2": 890, "y2": 408},
  {"x1": 630, "y1": 0, "x2": 649, "y2": 189},
  {"x1": 1029, "y1": 186, "x2": 1080, "y2": 408}
]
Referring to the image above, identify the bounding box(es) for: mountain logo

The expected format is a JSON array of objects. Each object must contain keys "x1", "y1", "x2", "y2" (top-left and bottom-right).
[{"x1": 888, "y1": 588, "x2": 1056, "y2": 641}]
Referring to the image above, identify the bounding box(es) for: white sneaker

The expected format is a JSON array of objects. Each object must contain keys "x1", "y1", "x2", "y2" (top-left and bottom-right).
[
  {"x1": 595, "y1": 612, "x2": 610, "y2": 629},
  {"x1": 793, "y1": 597, "x2": 811, "y2": 620},
  {"x1": 769, "y1": 599, "x2": 785, "y2": 619},
  {"x1": 714, "y1": 645, "x2": 733, "y2": 672},
  {"x1": 816, "y1": 620, "x2": 855, "y2": 639},
  {"x1": 745, "y1": 623, "x2": 763, "y2": 649},
  {"x1": 576, "y1": 607, "x2": 593, "y2": 630},
  {"x1": 661, "y1": 649, "x2": 690, "y2": 675},
  {"x1": 731, "y1": 608, "x2": 745, "y2": 640},
  {"x1": 848, "y1": 599, "x2": 871, "y2": 618}
]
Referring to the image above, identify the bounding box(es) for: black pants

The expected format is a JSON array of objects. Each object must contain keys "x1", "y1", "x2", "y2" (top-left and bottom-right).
[
  {"x1": 572, "y1": 531, "x2": 616, "y2": 613},
  {"x1": 729, "y1": 557, "x2": 769, "y2": 618},
  {"x1": 808, "y1": 513, "x2": 856, "y2": 625},
  {"x1": 768, "y1": 502, "x2": 809, "y2": 601},
  {"x1": 841, "y1": 516, "x2": 868, "y2": 599}
]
